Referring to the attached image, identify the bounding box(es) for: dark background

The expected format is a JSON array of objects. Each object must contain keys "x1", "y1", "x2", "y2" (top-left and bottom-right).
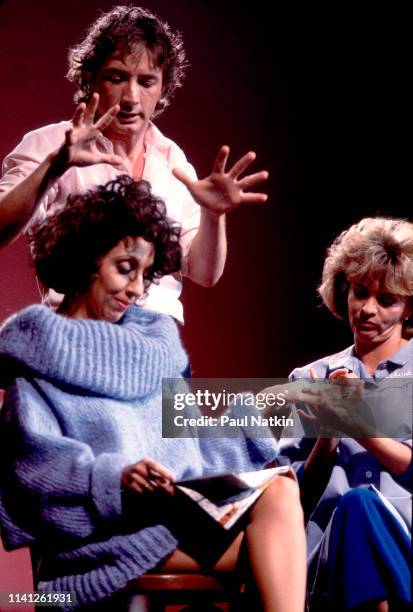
[{"x1": 0, "y1": 0, "x2": 408, "y2": 377}]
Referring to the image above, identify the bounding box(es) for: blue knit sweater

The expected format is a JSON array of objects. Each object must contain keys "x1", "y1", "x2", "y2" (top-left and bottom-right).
[{"x1": 0, "y1": 305, "x2": 277, "y2": 609}]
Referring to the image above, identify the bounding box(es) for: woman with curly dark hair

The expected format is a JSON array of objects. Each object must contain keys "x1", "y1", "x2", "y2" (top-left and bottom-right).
[
  {"x1": 0, "y1": 176, "x2": 306, "y2": 611},
  {"x1": 32, "y1": 174, "x2": 182, "y2": 316}
]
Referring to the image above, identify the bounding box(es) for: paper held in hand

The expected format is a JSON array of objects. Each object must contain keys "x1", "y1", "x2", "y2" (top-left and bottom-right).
[{"x1": 176, "y1": 465, "x2": 292, "y2": 531}]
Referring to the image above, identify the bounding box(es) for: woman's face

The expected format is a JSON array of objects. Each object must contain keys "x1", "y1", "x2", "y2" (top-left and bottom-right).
[
  {"x1": 74, "y1": 236, "x2": 155, "y2": 322},
  {"x1": 347, "y1": 277, "x2": 411, "y2": 348}
]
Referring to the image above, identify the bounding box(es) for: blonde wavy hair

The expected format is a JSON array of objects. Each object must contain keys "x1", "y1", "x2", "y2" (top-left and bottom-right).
[{"x1": 318, "y1": 217, "x2": 413, "y2": 336}]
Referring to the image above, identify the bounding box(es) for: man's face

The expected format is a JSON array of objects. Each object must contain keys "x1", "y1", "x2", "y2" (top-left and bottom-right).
[{"x1": 94, "y1": 47, "x2": 163, "y2": 141}]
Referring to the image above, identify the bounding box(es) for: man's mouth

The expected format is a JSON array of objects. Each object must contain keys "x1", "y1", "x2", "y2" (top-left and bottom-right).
[{"x1": 117, "y1": 111, "x2": 141, "y2": 121}]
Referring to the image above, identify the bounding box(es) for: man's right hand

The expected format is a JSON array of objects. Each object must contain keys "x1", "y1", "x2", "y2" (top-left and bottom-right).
[
  {"x1": 0, "y1": 94, "x2": 122, "y2": 248},
  {"x1": 59, "y1": 93, "x2": 123, "y2": 169}
]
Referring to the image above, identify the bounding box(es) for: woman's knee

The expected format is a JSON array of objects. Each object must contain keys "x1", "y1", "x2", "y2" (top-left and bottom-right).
[{"x1": 250, "y1": 475, "x2": 303, "y2": 524}]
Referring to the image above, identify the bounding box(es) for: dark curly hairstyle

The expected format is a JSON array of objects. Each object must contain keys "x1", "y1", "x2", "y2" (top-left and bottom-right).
[
  {"x1": 31, "y1": 176, "x2": 182, "y2": 297},
  {"x1": 66, "y1": 4, "x2": 187, "y2": 116}
]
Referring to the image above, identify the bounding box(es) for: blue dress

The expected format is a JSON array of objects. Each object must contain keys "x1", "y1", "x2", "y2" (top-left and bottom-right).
[{"x1": 278, "y1": 340, "x2": 412, "y2": 610}]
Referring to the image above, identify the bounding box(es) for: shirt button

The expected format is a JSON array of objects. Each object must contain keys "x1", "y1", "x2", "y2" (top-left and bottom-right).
[{"x1": 365, "y1": 470, "x2": 373, "y2": 478}]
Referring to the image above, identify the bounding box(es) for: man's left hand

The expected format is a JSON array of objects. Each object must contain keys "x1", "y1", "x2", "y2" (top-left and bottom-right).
[{"x1": 172, "y1": 145, "x2": 268, "y2": 216}]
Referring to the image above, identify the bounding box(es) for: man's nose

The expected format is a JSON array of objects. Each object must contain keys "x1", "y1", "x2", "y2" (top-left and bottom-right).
[
  {"x1": 123, "y1": 79, "x2": 140, "y2": 105},
  {"x1": 126, "y1": 273, "x2": 144, "y2": 299}
]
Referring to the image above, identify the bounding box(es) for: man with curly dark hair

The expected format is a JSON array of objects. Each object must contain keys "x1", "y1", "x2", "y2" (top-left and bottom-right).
[{"x1": 0, "y1": 4, "x2": 268, "y2": 322}]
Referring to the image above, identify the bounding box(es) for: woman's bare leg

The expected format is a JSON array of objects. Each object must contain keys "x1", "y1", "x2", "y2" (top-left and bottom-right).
[
  {"x1": 160, "y1": 475, "x2": 306, "y2": 612},
  {"x1": 246, "y1": 475, "x2": 306, "y2": 612}
]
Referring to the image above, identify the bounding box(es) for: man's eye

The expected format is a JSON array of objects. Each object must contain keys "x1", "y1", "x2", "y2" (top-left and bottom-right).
[
  {"x1": 140, "y1": 79, "x2": 156, "y2": 88},
  {"x1": 106, "y1": 74, "x2": 123, "y2": 83}
]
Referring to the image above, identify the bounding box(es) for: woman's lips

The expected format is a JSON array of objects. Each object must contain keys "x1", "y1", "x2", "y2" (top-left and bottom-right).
[
  {"x1": 356, "y1": 320, "x2": 377, "y2": 330},
  {"x1": 114, "y1": 299, "x2": 130, "y2": 311}
]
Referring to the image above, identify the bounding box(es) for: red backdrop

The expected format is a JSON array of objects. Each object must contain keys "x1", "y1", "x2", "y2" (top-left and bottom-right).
[{"x1": 0, "y1": 0, "x2": 408, "y2": 596}]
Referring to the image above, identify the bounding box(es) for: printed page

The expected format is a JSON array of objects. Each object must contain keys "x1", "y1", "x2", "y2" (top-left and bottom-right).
[
  {"x1": 238, "y1": 465, "x2": 291, "y2": 488},
  {"x1": 176, "y1": 466, "x2": 292, "y2": 530}
]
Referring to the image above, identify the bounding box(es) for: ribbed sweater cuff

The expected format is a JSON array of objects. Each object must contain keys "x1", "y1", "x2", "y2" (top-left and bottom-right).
[{"x1": 91, "y1": 454, "x2": 124, "y2": 520}]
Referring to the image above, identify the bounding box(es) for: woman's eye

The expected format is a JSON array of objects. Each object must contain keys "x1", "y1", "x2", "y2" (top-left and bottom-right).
[
  {"x1": 378, "y1": 295, "x2": 397, "y2": 307},
  {"x1": 117, "y1": 264, "x2": 132, "y2": 275},
  {"x1": 354, "y1": 287, "x2": 368, "y2": 299}
]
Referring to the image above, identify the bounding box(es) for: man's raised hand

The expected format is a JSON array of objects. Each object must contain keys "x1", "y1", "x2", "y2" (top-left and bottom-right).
[
  {"x1": 61, "y1": 93, "x2": 123, "y2": 168},
  {"x1": 172, "y1": 145, "x2": 268, "y2": 216}
]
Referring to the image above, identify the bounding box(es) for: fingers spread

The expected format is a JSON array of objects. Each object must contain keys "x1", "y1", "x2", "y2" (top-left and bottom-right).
[
  {"x1": 95, "y1": 104, "x2": 120, "y2": 131},
  {"x1": 172, "y1": 167, "x2": 192, "y2": 187},
  {"x1": 212, "y1": 146, "x2": 230, "y2": 174},
  {"x1": 238, "y1": 170, "x2": 269, "y2": 189},
  {"x1": 84, "y1": 93, "x2": 100, "y2": 125},
  {"x1": 72, "y1": 103, "x2": 86, "y2": 128},
  {"x1": 240, "y1": 192, "x2": 268, "y2": 204},
  {"x1": 228, "y1": 151, "x2": 256, "y2": 179}
]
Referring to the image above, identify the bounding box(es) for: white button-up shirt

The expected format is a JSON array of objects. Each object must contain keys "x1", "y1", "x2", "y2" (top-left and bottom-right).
[{"x1": 0, "y1": 121, "x2": 200, "y2": 322}]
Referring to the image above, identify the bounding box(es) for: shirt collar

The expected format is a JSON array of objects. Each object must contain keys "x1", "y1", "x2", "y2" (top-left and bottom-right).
[
  {"x1": 95, "y1": 121, "x2": 169, "y2": 156},
  {"x1": 327, "y1": 345, "x2": 356, "y2": 373},
  {"x1": 327, "y1": 338, "x2": 413, "y2": 377},
  {"x1": 386, "y1": 337, "x2": 413, "y2": 367}
]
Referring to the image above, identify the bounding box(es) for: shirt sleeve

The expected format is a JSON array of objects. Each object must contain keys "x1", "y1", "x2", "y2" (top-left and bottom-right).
[
  {"x1": 0, "y1": 128, "x2": 61, "y2": 229},
  {"x1": 162, "y1": 142, "x2": 200, "y2": 274}
]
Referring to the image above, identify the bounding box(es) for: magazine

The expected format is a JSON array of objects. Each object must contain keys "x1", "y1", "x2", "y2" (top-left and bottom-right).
[{"x1": 175, "y1": 465, "x2": 292, "y2": 531}]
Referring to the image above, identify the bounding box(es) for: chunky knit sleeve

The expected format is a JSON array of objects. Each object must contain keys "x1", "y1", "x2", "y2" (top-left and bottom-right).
[{"x1": 0, "y1": 378, "x2": 125, "y2": 550}]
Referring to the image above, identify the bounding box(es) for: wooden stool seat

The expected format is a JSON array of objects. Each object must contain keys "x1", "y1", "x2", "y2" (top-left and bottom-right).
[
  {"x1": 131, "y1": 571, "x2": 232, "y2": 591},
  {"x1": 127, "y1": 571, "x2": 242, "y2": 611}
]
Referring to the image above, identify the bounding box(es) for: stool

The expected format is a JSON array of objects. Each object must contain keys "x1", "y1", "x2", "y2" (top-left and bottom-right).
[{"x1": 127, "y1": 571, "x2": 244, "y2": 611}]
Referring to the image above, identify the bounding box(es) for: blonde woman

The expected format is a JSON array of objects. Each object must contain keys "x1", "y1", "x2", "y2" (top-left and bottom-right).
[{"x1": 282, "y1": 218, "x2": 412, "y2": 612}]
